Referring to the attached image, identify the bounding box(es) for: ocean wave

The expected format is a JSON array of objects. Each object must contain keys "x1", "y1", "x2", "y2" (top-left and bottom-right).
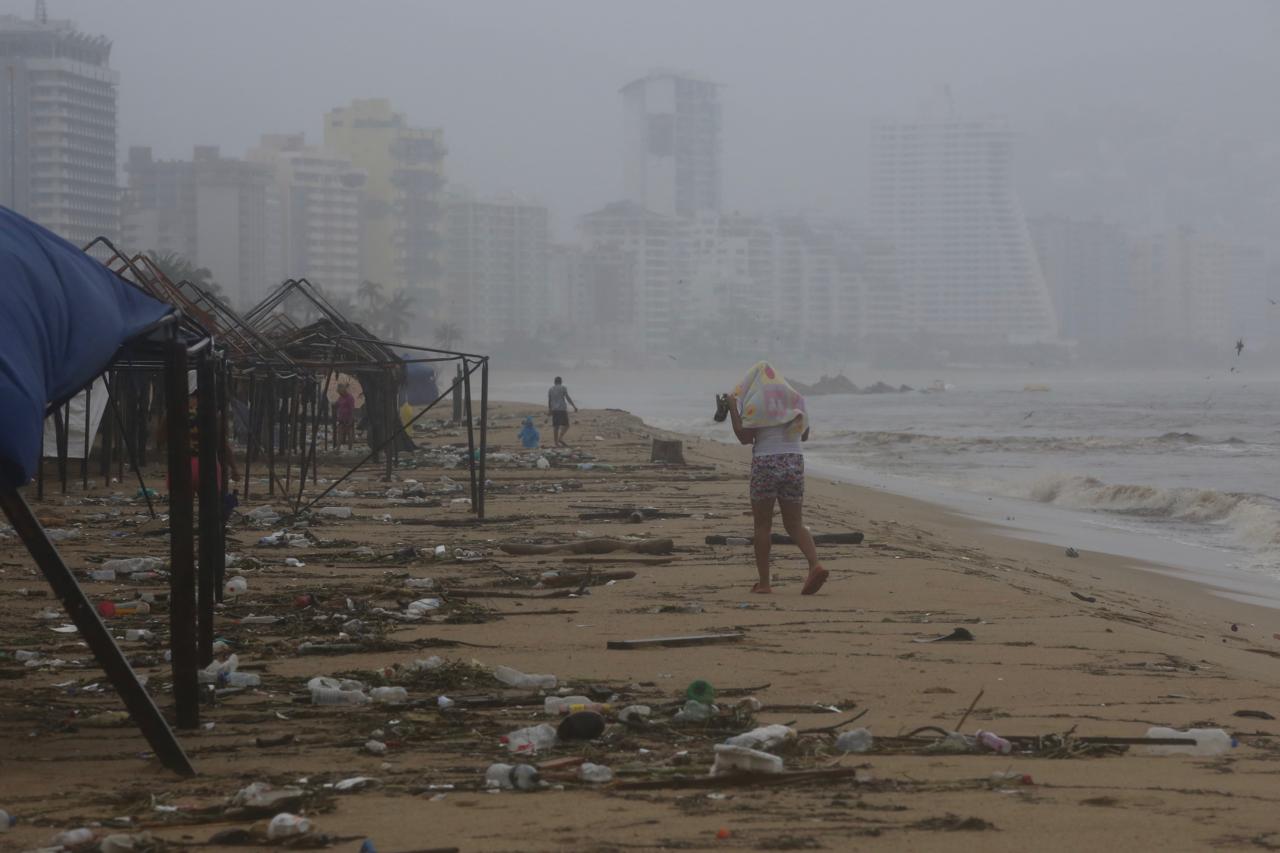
[
  {"x1": 815, "y1": 430, "x2": 1262, "y2": 455},
  {"x1": 1020, "y1": 473, "x2": 1280, "y2": 551}
]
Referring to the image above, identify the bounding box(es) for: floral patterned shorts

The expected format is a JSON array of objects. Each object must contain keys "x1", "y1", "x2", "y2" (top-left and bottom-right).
[{"x1": 750, "y1": 453, "x2": 805, "y2": 503}]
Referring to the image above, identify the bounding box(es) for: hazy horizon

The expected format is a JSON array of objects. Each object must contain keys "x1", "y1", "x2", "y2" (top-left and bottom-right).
[{"x1": 5, "y1": 0, "x2": 1277, "y2": 246}]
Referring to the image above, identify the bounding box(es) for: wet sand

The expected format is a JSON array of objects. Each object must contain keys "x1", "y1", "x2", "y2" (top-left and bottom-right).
[{"x1": 2, "y1": 404, "x2": 1280, "y2": 852}]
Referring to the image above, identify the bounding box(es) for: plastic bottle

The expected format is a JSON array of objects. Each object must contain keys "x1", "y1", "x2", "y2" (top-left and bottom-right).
[
  {"x1": 224, "y1": 576, "x2": 248, "y2": 596},
  {"x1": 485, "y1": 763, "x2": 541, "y2": 790},
  {"x1": 975, "y1": 730, "x2": 1013, "y2": 755},
  {"x1": 618, "y1": 705, "x2": 652, "y2": 723},
  {"x1": 238, "y1": 615, "x2": 280, "y2": 625},
  {"x1": 711, "y1": 744, "x2": 784, "y2": 775},
  {"x1": 834, "y1": 728, "x2": 874, "y2": 754},
  {"x1": 404, "y1": 578, "x2": 437, "y2": 589},
  {"x1": 725, "y1": 724, "x2": 796, "y2": 752},
  {"x1": 543, "y1": 695, "x2": 595, "y2": 715},
  {"x1": 370, "y1": 686, "x2": 408, "y2": 704},
  {"x1": 316, "y1": 506, "x2": 352, "y2": 518},
  {"x1": 502, "y1": 723, "x2": 558, "y2": 754},
  {"x1": 673, "y1": 700, "x2": 714, "y2": 722},
  {"x1": 87, "y1": 568, "x2": 116, "y2": 582},
  {"x1": 310, "y1": 686, "x2": 370, "y2": 706},
  {"x1": 97, "y1": 600, "x2": 150, "y2": 618},
  {"x1": 226, "y1": 671, "x2": 261, "y2": 688},
  {"x1": 52, "y1": 828, "x2": 96, "y2": 848},
  {"x1": 578, "y1": 762, "x2": 614, "y2": 783},
  {"x1": 266, "y1": 813, "x2": 312, "y2": 839},
  {"x1": 0, "y1": 809, "x2": 14, "y2": 831},
  {"x1": 125, "y1": 629, "x2": 154, "y2": 641},
  {"x1": 14, "y1": 650, "x2": 41, "y2": 663},
  {"x1": 101, "y1": 556, "x2": 165, "y2": 574},
  {"x1": 493, "y1": 664, "x2": 557, "y2": 690},
  {"x1": 1142, "y1": 726, "x2": 1236, "y2": 756}
]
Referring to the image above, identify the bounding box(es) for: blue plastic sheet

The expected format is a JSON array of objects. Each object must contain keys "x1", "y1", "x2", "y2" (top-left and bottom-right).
[{"x1": 0, "y1": 206, "x2": 172, "y2": 488}]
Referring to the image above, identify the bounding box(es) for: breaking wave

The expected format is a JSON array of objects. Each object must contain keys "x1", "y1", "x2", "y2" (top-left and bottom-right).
[
  {"x1": 817, "y1": 430, "x2": 1259, "y2": 455},
  {"x1": 1021, "y1": 473, "x2": 1280, "y2": 552}
]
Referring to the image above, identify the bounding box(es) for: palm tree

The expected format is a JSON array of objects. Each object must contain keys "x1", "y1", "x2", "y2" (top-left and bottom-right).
[
  {"x1": 153, "y1": 250, "x2": 223, "y2": 298},
  {"x1": 358, "y1": 280, "x2": 385, "y2": 315},
  {"x1": 376, "y1": 290, "x2": 416, "y2": 341},
  {"x1": 434, "y1": 321, "x2": 461, "y2": 351}
]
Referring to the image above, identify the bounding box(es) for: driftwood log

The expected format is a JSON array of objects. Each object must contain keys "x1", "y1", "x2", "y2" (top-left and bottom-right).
[{"x1": 500, "y1": 537, "x2": 674, "y2": 556}]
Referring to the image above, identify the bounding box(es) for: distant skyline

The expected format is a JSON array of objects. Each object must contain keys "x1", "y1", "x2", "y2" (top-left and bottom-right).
[{"x1": 4, "y1": 0, "x2": 1278, "y2": 251}]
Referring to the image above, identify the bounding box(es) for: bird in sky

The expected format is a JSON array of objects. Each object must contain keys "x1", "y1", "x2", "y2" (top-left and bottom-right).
[{"x1": 1235, "y1": 338, "x2": 1245, "y2": 357}]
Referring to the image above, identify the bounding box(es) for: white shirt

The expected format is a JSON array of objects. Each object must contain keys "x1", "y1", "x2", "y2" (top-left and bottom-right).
[{"x1": 753, "y1": 424, "x2": 803, "y2": 457}]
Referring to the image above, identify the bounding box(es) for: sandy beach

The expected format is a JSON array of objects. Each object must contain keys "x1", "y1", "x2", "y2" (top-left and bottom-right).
[{"x1": 3, "y1": 402, "x2": 1280, "y2": 852}]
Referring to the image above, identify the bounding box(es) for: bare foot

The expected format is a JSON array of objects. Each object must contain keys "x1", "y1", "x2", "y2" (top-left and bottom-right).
[
  {"x1": 751, "y1": 582, "x2": 772, "y2": 594},
  {"x1": 801, "y1": 566, "x2": 829, "y2": 596}
]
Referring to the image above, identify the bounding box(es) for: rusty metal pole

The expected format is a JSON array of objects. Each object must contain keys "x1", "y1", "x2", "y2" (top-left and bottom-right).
[
  {"x1": 463, "y1": 360, "x2": 477, "y2": 508},
  {"x1": 164, "y1": 337, "x2": 199, "y2": 729},
  {"x1": 478, "y1": 358, "x2": 488, "y2": 520},
  {"x1": 195, "y1": 354, "x2": 220, "y2": 666}
]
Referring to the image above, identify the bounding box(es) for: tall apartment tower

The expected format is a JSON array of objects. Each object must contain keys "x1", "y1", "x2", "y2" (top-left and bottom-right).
[
  {"x1": 0, "y1": 8, "x2": 119, "y2": 244},
  {"x1": 443, "y1": 191, "x2": 550, "y2": 349},
  {"x1": 870, "y1": 114, "x2": 1057, "y2": 343},
  {"x1": 123, "y1": 146, "x2": 272, "y2": 307},
  {"x1": 248, "y1": 133, "x2": 365, "y2": 299},
  {"x1": 324, "y1": 99, "x2": 446, "y2": 307},
  {"x1": 621, "y1": 71, "x2": 721, "y2": 218}
]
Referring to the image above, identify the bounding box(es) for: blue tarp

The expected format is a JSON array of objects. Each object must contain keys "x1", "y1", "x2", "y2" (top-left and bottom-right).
[
  {"x1": 0, "y1": 206, "x2": 173, "y2": 488},
  {"x1": 403, "y1": 361, "x2": 439, "y2": 406}
]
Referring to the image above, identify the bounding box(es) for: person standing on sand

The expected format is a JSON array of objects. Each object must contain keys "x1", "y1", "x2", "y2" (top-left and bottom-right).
[
  {"x1": 547, "y1": 376, "x2": 578, "y2": 447},
  {"x1": 335, "y1": 383, "x2": 356, "y2": 449},
  {"x1": 724, "y1": 362, "x2": 827, "y2": 595}
]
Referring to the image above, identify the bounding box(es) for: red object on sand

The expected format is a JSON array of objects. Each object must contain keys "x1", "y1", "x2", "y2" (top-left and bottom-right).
[
  {"x1": 96, "y1": 601, "x2": 116, "y2": 618},
  {"x1": 716, "y1": 827, "x2": 731, "y2": 840}
]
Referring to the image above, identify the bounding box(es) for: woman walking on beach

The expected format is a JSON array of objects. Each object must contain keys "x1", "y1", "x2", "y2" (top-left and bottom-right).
[{"x1": 725, "y1": 362, "x2": 828, "y2": 595}]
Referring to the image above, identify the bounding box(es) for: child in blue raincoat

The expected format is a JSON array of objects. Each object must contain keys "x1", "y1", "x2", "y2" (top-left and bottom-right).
[{"x1": 518, "y1": 416, "x2": 540, "y2": 449}]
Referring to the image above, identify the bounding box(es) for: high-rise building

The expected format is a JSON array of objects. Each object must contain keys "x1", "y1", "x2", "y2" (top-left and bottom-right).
[
  {"x1": 621, "y1": 71, "x2": 721, "y2": 218},
  {"x1": 324, "y1": 99, "x2": 446, "y2": 311},
  {"x1": 580, "y1": 199, "x2": 688, "y2": 354},
  {"x1": 248, "y1": 133, "x2": 365, "y2": 299},
  {"x1": 1028, "y1": 216, "x2": 1132, "y2": 344},
  {"x1": 123, "y1": 146, "x2": 272, "y2": 307},
  {"x1": 0, "y1": 9, "x2": 118, "y2": 244},
  {"x1": 870, "y1": 114, "x2": 1057, "y2": 343},
  {"x1": 442, "y1": 190, "x2": 549, "y2": 348}
]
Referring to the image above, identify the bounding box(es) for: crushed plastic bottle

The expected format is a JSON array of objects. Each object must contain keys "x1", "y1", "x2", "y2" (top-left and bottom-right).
[
  {"x1": 711, "y1": 744, "x2": 784, "y2": 775},
  {"x1": 369, "y1": 686, "x2": 408, "y2": 704},
  {"x1": 316, "y1": 506, "x2": 353, "y2": 519},
  {"x1": 502, "y1": 723, "x2": 558, "y2": 754},
  {"x1": 618, "y1": 705, "x2": 652, "y2": 723},
  {"x1": 101, "y1": 556, "x2": 165, "y2": 574},
  {"x1": 414, "y1": 656, "x2": 444, "y2": 671},
  {"x1": 364, "y1": 740, "x2": 387, "y2": 755},
  {"x1": 834, "y1": 728, "x2": 874, "y2": 754},
  {"x1": 673, "y1": 699, "x2": 715, "y2": 722},
  {"x1": 535, "y1": 457, "x2": 551, "y2": 470},
  {"x1": 975, "y1": 730, "x2": 1013, "y2": 755},
  {"x1": 96, "y1": 600, "x2": 150, "y2": 618},
  {"x1": 578, "y1": 762, "x2": 614, "y2": 783},
  {"x1": 493, "y1": 664, "x2": 557, "y2": 690},
  {"x1": 406, "y1": 598, "x2": 442, "y2": 617},
  {"x1": 51, "y1": 827, "x2": 96, "y2": 848},
  {"x1": 266, "y1": 813, "x2": 312, "y2": 839},
  {"x1": 125, "y1": 629, "x2": 155, "y2": 641},
  {"x1": 485, "y1": 762, "x2": 541, "y2": 791},
  {"x1": 87, "y1": 568, "x2": 116, "y2": 582},
  {"x1": 1142, "y1": 726, "x2": 1236, "y2": 756},
  {"x1": 223, "y1": 576, "x2": 248, "y2": 596},
  {"x1": 543, "y1": 695, "x2": 603, "y2": 715},
  {"x1": 724, "y1": 724, "x2": 796, "y2": 752},
  {"x1": 309, "y1": 676, "x2": 369, "y2": 705}
]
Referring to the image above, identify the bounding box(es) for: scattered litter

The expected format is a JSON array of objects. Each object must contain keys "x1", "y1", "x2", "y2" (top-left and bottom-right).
[{"x1": 913, "y1": 627, "x2": 975, "y2": 643}]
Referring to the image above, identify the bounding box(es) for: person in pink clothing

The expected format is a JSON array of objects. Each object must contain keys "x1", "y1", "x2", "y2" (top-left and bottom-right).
[{"x1": 335, "y1": 383, "x2": 356, "y2": 449}]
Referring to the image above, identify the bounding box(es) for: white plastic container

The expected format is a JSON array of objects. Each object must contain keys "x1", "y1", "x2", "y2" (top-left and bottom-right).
[
  {"x1": 266, "y1": 813, "x2": 312, "y2": 839},
  {"x1": 724, "y1": 724, "x2": 795, "y2": 752},
  {"x1": 370, "y1": 686, "x2": 409, "y2": 704},
  {"x1": 834, "y1": 727, "x2": 873, "y2": 754},
  {"x1": 223, "y1": 576, "x2": 248, "y2": 596},
  {"x1": 1142, "y1": 726, "x2": 1235, "y2": 756},
  {"x1": 503, "y1": 723, "x2": 558, "y2": 754},
  {"x1": 711, "y1": 744, "x2": 784, "y2": 775},
  {"x1": 493, "y1": 664, "x2": 557, "y2": 690},
  {"x1": 578, "y1": 762, "x2": 614, "y2": 783}
]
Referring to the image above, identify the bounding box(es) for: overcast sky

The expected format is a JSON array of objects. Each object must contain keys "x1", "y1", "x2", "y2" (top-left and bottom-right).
[{"x1": 7, "y1": 0, "x2": 1278, "y2": 248}]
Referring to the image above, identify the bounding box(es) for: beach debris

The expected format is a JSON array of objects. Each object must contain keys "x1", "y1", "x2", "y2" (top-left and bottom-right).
[
  {"x1": 230, "y1": 782, "x2": 304, "y2": 814},
  {"x1": 1071, "y1": 592, "x2": 1097, "y2": 603},
  {"x1": 557, "y1": 710, "x2": 607, "y2": 741},
  {"x1": 975, "y1": 730, "x2": 1013, "y2": 754},
  {"x1": 1141, "y1": 727, "x2": 1235, "y2": 756},
  {"x1": 1233, "y1": 709, "x2": 1275, "y2": 720},
  {"x1": 500, "y1": 537, "x2": 674, "y2": 556},
  {"x1": 486, "y1": 763, "x2": 541, "y2": 791},
  {"x1": 266, "y1": 813, "x2": 313, "y2": 840},
  {"x1": 578, "y1": 762, "x2": 614, "y2": 783},
  {"x1": 493, "y1": 664, "x2": 557, "y2": 689},
  {"x1": 834, "y1": 728, "x2": 874, "y2": 753},
  {"x1": 724, "y1": 724, "x2": 795, "y2": 752},
  {"x1": 673, "y1": 700, "x2": 716, "y2": 722},
  {"x1": 51, "y1": 827, "x2": 96, "y2": 849},
  {"x1": 913, "y1": 627, "x2": 975, "y2": 643},
  {"x1": 544, "y1": 695, "x2": 608, "y2": 715},
  {"x1": 608, "y1": 632, "x2": 744, "y2": 650},
  {"x1": 502, "y1": 724, "x2": 558, "y2": 754},
  {"x1": 650, "y1": 438, "x2": 686, "y2": 464},
  {"x1": 687, "y1": 679, "x2": 716, "y2": 703},
  {"x1": 711, "y1": 744, "x2": 784, "y2": 775},
  {"x1": 1065, "y1": 547, "x2": 1080, "y2": 558}
]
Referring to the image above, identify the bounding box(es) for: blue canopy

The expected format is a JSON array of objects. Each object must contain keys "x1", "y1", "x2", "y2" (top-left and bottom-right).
[{"x1": 0, "y1": 206, "x2": 173, "y2": 488}]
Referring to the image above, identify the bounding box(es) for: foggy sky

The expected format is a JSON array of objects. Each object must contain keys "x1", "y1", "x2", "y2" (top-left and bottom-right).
[{"x1": 7, "y1": 0, "x2": 1279, "y2": 249}]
